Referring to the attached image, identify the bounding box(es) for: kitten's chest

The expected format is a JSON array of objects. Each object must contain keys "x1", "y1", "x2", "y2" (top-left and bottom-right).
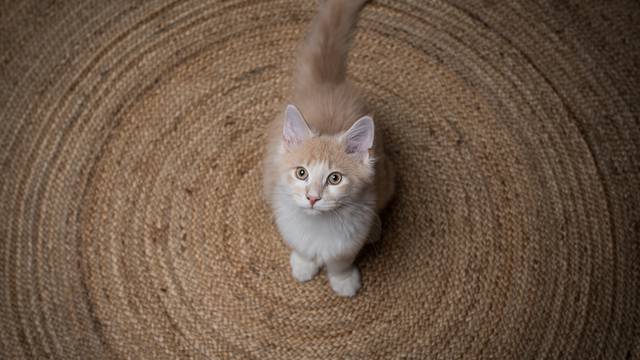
[{"x1": 275, "y1": 206, "x2": 371, "y2": 261}]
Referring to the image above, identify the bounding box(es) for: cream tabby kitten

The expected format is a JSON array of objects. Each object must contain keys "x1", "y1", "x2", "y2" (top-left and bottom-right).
[{"x1": 264, "y1": 0, "x2": 394, "y2": 297}]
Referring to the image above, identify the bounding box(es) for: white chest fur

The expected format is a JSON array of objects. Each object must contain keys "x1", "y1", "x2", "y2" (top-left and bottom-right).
[{"x1": 274, "y1": 198, "x2": 373, "y2": 263}]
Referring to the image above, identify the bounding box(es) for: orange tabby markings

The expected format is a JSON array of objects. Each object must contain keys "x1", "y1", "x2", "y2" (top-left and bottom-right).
[{"x1": 263, "y1": 0, "x2": 394, "y2": 297}]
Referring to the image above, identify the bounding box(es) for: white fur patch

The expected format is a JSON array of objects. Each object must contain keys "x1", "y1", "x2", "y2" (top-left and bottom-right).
[{"x1": 273, "y1": 180, "x2": 374, "y2": 263}]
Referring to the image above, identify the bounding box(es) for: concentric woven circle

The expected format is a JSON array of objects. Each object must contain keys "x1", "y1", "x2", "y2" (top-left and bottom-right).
[{"x1": 1, "y1": 0, "x2": 639, "y2": 358}]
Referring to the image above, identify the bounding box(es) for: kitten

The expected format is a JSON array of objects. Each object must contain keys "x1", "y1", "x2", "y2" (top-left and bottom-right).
[{"x1": 263, "y1": 0, "x2": 394, "y2": 297}]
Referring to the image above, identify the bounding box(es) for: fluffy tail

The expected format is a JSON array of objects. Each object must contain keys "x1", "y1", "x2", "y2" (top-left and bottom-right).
[{"x1": 295, "y1": 0, "x2": 369, "y2": 86}]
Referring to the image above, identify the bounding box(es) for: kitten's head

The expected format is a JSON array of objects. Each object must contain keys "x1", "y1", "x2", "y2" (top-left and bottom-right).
[{"x1": 278, "y1": 104, "x2": 375, "y2": 215}]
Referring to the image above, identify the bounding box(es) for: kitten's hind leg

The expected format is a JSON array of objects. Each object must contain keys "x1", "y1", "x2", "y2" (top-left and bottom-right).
[
  {"x1": 290, "y1": 251, "x2": 320, "y2": 282},
  {"x1": 366, "y1": 214, "x2": 382, "y2": 244},
  {"x1": 326, "y1": 257, "x2": 361, "y2": 297}
]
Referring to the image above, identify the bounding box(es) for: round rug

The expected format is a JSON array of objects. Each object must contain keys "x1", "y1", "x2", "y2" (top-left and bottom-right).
[{"x1": 1, "y1": 0, "x2": 639, "y2": 358}]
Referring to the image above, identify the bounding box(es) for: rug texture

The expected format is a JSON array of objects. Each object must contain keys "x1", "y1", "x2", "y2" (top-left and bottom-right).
[{"x1": 1, "y1": 0, "x2": 639, "y2": 359}]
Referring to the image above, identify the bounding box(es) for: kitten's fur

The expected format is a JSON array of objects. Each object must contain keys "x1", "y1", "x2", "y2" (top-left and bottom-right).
[{"x1": 264, "y1": 0, "x2": 394, "y2": 297}]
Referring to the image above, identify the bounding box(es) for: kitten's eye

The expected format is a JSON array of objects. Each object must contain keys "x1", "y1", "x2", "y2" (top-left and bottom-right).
[
  {"x1": 295, "y1": 167, "x2": 308, "y2": 180},
  {"x1": 328, "y1": 172, "x2": 342, "y2": 185}
]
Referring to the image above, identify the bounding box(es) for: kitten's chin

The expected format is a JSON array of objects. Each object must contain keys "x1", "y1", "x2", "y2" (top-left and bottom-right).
[
  {"x1": 301, "y1": 205, "x2": 339, "y2": 215},
  {"x1": 302, "y1": 208, "x2": 323, "y2": 216}
]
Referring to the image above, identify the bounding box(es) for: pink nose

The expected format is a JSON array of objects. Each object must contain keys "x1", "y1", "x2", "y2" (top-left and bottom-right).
[{"x1": 306, "y1": 195, "x2": 321, "y2": 206}]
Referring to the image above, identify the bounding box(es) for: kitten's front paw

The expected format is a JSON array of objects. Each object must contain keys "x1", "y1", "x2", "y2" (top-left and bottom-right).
[
  {"x1": 328, "y1": 266, "x2": 361, "y2": 297},
  {"x1": 290, "y1": 252, "x2": 320, "y2": 282}
]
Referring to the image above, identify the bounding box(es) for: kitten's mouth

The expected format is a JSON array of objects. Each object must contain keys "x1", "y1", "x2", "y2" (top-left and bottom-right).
[{"x1": 303, "y1": 207, "x2": 322, "y2": 215}]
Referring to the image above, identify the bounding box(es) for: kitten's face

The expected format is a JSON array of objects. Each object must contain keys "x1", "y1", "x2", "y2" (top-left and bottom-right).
[
  {"x1": 282, "y1": 139, "x2": 372, "y2": 215},
  {"x1": 278, "y1": 105, "x2": 374, "y2": 215}
]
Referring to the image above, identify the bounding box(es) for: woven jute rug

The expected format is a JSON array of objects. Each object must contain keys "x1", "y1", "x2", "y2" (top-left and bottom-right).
[{"x1": 1, "y1": 0, "x2": 639, "y2": 358}]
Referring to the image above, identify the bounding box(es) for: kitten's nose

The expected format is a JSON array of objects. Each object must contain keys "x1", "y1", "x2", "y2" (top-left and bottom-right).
[{"x1": 306, "y1": 195, "x2": 321, "y2": 206}]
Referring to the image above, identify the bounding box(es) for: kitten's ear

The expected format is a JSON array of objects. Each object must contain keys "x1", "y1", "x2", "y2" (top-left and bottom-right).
[
  {"x1": 343, "y1": 116, "x2": 374, "y2": 155},
  {"x1": 283, "y1": 104, "x2": 313, "y2": 146}
]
